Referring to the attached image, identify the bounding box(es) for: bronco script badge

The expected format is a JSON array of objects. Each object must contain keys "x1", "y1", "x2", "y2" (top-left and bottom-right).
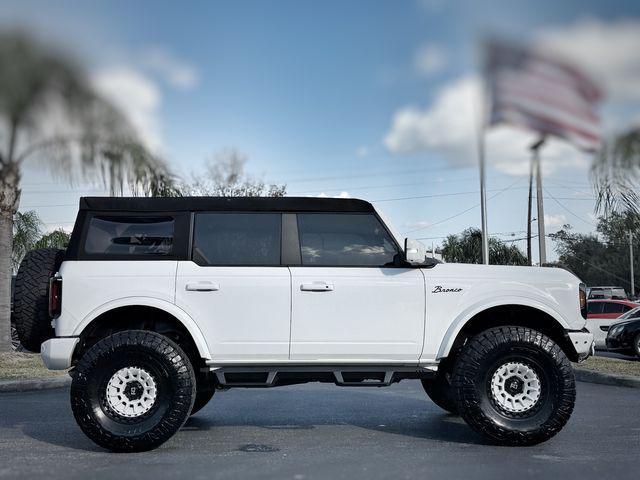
[{"x1": 431, "y1": 285, "x2": 463, "y2": 293}]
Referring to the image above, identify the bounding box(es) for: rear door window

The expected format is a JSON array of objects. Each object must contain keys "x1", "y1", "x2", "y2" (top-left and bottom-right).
[
  {"x1": 84, "y1": 216, "x2": 174, "y2": 256},
  {"x1": 296, "y1": 213, "x2": 400, "y2": 267},
  {"x1": 192, "y1": 213, "x2": 281, "y2": 266}
]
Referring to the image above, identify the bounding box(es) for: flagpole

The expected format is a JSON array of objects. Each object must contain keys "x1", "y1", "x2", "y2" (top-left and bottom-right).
[
  {"x1": 479, "y1": 126, "x2": 489, "y2": 265},
  {"x1": 531, "y1": 136, "x2": 546, "y2": 265}
]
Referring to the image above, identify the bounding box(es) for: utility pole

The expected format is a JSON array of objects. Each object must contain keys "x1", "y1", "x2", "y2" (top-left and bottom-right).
[
  {"x1": 630, "y1": 231, "x2": 635, "y2": 298},
  {"x1": 526, "y1": 156, "x2": 534, "y2": 266},
  {"x1": 531, "y1": 136, "x2": 546, "y2": 265}
]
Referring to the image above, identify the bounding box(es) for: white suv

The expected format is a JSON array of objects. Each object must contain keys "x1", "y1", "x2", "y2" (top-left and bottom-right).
[{"x1": 12, "y1": 196, "x2": 593, "y2": 452}]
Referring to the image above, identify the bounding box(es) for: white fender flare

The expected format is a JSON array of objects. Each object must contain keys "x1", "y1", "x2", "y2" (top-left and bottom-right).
[
  {"x1": 72, "y1": 297, "x2": 212, "y2": 360},
  {"x1": 436, "y1": 295, "x2": 570, "y2": 360}
]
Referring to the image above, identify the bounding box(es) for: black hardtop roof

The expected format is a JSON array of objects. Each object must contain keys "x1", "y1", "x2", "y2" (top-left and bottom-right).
[{"x1": 79, "y1": 196, "x2": 375, "y2": 213}]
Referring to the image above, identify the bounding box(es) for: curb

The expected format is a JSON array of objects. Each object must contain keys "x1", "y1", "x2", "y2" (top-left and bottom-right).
[
  {"x1": 575, "y1": 368, "x2": 640, "y2": 389},
  {"x1": 0, "y1": 376, "x2": 71, "y2": 393}
]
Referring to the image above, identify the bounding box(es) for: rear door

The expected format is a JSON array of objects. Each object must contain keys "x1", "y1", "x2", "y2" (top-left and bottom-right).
[
  {"x1": 289, "y1": 212, "x2": 425, "y2": 362},
  {"x1": 175, "y1": 212, "x2": 291, "y2": 362}
]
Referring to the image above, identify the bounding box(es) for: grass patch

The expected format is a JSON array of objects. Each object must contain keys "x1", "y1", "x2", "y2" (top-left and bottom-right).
[
  {"x1": 575, "y1": 355, "x2": 640, "y2": 378},
  {"x1": 0, "y1": 352, "x2": 68, "y2": 380}
]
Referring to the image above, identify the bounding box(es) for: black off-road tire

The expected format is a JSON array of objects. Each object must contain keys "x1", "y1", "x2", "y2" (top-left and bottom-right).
[
  {"x1": 190, "y1": 372, "x2": 216, "y2": 416},
  {"x1": 421, "y1": 363, "x2": 458, "y2": 414},
  {"x1": 70, "y1": 330, "x2": 196, "y2": 452},
  {"x1": 13, "y1": 248, "x2": 65, "y2": 352},
  {"x1": 452, "y1": 326, "x2": 575, "y2": 446}
]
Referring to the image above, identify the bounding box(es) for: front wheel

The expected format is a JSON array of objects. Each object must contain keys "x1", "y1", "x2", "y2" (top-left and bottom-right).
[
  {"x1": 70, "y1": 331, "x2": 196, "y2": 452},
  {"x1": 452, "y1": 326, "x2": 575, "y2": 446}
]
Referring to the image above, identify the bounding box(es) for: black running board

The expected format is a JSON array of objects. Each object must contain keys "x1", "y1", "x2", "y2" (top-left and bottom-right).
[{"x1": 209, "y1": 364, "x2": 436, "y2": 388}]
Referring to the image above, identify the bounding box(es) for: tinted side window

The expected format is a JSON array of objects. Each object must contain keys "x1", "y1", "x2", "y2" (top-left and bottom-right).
[
  {"x1": 587, "y1": 302, "x2": 603, "y2": 314},
  {"x1": 193, "y1": 213, "x2": 281, "y2": 266},
  {"x1": 84, "y1": 216, "x2": 174, "y2": 256},
  {"x1": 602, "y1": 302, "x2": 626, "y2": 314},
  {"x1": 297, "y1": 213, "x2": 399, "y2": 267}
]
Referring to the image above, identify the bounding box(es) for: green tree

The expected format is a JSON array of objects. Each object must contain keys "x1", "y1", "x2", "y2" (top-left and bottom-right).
[
  {"x1": 11, "y1": 210, "x2": 42, "y2": 272},
  {"x1": 181, "y1": 149, "x2": 286, "y2": 197},
  {"x1": 441, "y1": 228, "x2": 528, "y2": 265},
  {"x1": 0, "y1": 32, "x2": 175, "y2": 351},
  {"x1": 551, "y1": 212, "x2": 639, "y2": 295}
]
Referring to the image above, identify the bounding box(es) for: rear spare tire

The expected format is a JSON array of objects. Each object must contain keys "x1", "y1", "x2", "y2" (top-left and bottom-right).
[{"x1": 13, "y1": 248, "x2": 65, "y2": 352}]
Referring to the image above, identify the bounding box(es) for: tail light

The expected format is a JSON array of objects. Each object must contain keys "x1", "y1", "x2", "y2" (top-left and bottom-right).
[
  {"x1": 49, "y1": 275, "x2": 62, "y2": 318},
  {"x1": 579, "y1": 283, "x2": 587, "y2": 319}
]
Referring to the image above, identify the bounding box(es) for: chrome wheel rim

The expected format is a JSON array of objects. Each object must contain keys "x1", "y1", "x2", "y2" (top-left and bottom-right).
[
  {"x1": 490, "y1": 361, "x2": 541, "y2": 413},
  {"x1": 106, "y1": 367, "x2": 158, "y2": 418}
]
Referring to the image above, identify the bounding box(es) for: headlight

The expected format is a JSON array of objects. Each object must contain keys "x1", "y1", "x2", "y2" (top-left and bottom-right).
[
  {"x1": 608, "y1": 324, "x2": 624, "y2": 337},
  {"x1": 579, "y1": 284, "x2": 587, "y2": 319}
]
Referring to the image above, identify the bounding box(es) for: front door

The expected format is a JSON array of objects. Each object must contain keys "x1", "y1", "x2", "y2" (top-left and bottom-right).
[
  {"x1": 175, "y1": 212, "x2": 290, "y2": 362},
  {"x1": 289, "y1": 213, "x2": 425, "y2": 362}
]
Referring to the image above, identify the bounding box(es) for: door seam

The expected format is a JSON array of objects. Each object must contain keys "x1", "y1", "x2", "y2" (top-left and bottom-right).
[{"x1": 287, "y1": 266, "x2": 293, "y2": 359}]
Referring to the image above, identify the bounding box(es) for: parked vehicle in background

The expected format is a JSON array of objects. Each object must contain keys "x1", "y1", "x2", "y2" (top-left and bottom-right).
[
  {"x1": 606, "y1": 315, "x2": 640, "y2": 358},
  {"x1": 13, "y1": 197, "x2": 593, "y2": 451},
  {"x1": 586, "y1": 300, "x2": 640, "y2": 349},
  {"x1": 587, "y1": 286, "x2": 628, "y2": 300},
  {"x1": 586, "y1": 300, "x2": 638, "y2": 319}
]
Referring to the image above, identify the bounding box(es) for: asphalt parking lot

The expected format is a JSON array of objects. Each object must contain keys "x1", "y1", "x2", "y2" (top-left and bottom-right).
[{"x1": 0, "y1": 380, "x2": 638, "y2": 480}]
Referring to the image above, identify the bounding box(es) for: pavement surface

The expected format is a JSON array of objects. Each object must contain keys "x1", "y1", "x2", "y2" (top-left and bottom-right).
[
  {"x1": 0, "y1": 381, "x2": 639, "y2": 480},
  {"x1": 596, "y1": 350, "x2": 639, "y2": 361}
]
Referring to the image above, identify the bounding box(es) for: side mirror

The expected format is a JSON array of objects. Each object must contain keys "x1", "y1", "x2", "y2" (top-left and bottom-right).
[{"x1": 404, "y1": 238, "x2": 426, "y2": 265}]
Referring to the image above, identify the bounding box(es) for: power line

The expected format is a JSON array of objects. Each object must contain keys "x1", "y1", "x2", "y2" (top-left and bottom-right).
[
  {"x1": 403, "y1": 177, "x2": 524, "y2": 234},
  {"x1": 543, "y1": 187, "x2": 596, "y2": 227}
]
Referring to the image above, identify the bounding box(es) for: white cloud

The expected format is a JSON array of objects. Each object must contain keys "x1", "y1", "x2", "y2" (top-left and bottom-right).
[
  {"x1": 404, "y1": 220, "x2": 432, "y2": 230},
  {"x1": 544, "y1": 213, "x2": 568, "y2": 228},
  {"x1": 315, "y1": 191, "x2": 351, "y2": 198},
  {"x1": 143, "y1": 47, "x2": 199, "y2": 90},
  {"x1": 384, "y1": 75, "x2": 589, "y2": 176},
  {"x1": 92, "y1": 66, "x2": 163, "y2": 151},
  {"x1": 535, "y1": 18, "x2": 640, "y2": 103},
  {"x1": 414, "y1": 43, "x2": 446, "y2": 76}
]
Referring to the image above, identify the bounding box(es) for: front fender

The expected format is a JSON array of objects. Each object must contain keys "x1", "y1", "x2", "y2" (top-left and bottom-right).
[
  {"x1": 436, "y1": 295, "x2": 570, "y2": 360},
  {"x1": 72, "y1": 296, "x2": 212, "y2": 360}
]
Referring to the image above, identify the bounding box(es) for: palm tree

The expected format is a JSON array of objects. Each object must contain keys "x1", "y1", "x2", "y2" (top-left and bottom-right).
[
  {"x1": 592, "y1": 128, "x2": 640, "y2": 215},
  {"x1": 0, "y1": 32, "x2": 175, "y2": 351},
  {"x1": 11, "y1": 210, "x2": 42, "y2": 272}
]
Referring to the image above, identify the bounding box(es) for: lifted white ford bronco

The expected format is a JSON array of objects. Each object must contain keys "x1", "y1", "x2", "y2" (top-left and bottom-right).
[{"x1": 13, "y1": 196, "x2": 593, "y2": 452}]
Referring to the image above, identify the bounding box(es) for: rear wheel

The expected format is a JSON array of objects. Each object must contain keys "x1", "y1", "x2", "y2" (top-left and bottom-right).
[
  {"x1": 452, "y1": 326, "x2": 575, "y2": 446},
  {"x1": 70, "y1": 330, "x2": 196, "y2": 452}
]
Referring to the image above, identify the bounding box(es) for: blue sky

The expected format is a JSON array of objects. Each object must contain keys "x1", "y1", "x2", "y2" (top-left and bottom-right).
[{"x1": 3, "y1": 0, "x2": 640, "y2": 261}]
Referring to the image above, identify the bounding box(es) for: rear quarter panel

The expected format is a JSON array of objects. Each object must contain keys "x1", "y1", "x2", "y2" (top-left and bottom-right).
[{"x1": 55, "y1": 261, "x2": 178, "y2": 337}]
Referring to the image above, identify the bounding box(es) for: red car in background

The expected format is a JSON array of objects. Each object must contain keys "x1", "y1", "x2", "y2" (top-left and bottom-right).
[{"x1": 587, "y1": 299, "x2": 640, "y2": 319}]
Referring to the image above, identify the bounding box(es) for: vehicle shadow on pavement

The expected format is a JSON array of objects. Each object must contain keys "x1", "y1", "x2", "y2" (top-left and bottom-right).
[{"x1": 180, "y1": 386, "x2": 491, "y2": 446}]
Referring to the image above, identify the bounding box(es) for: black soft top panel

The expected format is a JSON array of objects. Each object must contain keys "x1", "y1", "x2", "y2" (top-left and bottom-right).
[{"x1": 79, "y1": 196, "x2": 374, "y2": 213}]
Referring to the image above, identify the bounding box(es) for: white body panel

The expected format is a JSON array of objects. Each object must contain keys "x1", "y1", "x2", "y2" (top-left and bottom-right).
[
  {"x1": 289, "y1": 267, "x2": 425, "y2": 362},
  {"x1": 55, "y1": 260, "x2": 178, "y2": 337},
  {"x1": 175, "y1": 262, "x2": 291, "y2": 362},
  {"x1": 420, "y1": 263, "x2": 587, "y2": 362}
]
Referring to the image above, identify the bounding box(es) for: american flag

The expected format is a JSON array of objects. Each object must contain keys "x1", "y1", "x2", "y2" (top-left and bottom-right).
[{"x1": 485, "y1": 40, "x2": 603, "y2": 152}]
